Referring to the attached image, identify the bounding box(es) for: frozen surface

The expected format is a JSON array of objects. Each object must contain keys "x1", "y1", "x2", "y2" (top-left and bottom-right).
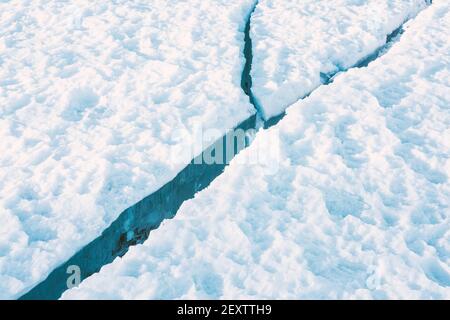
[
  {"x1": 251, "y1": 0, "x2": 428, "y2": 119},
  {"x1": 63, "y1": 1, "x2": 450, "y2": 299},
  {"x1": 0, "y1": 0, "x2": 256, "y2": 299}
]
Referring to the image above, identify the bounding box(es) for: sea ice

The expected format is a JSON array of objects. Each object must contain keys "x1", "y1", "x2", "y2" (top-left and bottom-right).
[
  {"x1": 63, "y1": 0, "x2": 450, "y2": 299},
  {"x1": 0, "y1": 0, "x2": 256, "y2": 299},
  {"x1": 250, "y1": 0, "x2": 428, "y2": 119}
]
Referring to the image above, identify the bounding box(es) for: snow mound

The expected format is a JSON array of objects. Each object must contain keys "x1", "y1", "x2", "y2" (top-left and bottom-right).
[
  {"x1": 251, "y1": 0, "x2": 428, "y2": 119},
  {"x1": 0, "y1": 0, "x2": 256, "y2": 299},
  {"x1": 63, "y1": 1, "x2": 450, "y2": 299}
]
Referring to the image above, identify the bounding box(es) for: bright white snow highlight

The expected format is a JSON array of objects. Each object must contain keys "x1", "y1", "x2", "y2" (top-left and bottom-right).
[
  {"x1": 250, "y1": 0, "x2": 428, "y2": 119},
  {"x1": 0, "y1": 0, "x2": 256, "y2": 299},
  {"x1": 63, "y1": 1, "x2": 450, "y2": 299}
]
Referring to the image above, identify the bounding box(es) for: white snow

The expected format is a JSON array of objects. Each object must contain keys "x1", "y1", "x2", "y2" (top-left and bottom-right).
[
  {"x1": 0, "y1": 0, "x2": 256, "y2": 299},
  {"x1": 63, "y1": 0, "x2": 450, "y2": 299},
  {"x1": 251, "y1": 0, "x2": 428, "y2": 120}
]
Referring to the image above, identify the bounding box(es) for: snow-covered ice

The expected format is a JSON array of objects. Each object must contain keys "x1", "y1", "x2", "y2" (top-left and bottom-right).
[
  {"x1": 63, "y1": 1, "x2": 450, "y2": 299},
  {"x1": 251, "y1": 0, "x2": 428, "y2": 119},
  {"x1": 0, "y1": 0, "x2": 257, "y2": 299}
]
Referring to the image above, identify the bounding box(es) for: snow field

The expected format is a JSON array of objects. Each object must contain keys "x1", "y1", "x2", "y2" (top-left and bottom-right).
[
  {"x1": 250, "y1": 0, "x2": 428, "y2": 119},
  {"x1": 63, "y1": 0, "x2": 450, "y2": 299}
]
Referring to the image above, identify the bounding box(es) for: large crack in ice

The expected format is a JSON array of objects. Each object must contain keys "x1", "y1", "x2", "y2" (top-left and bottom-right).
[
  {"x1": 263, "y1": 13, "x2": 424, "y2": 130},
  {"x1": 20, "y1": 1, "x2": 430, "y2": 300},
  {"x1": 241, "y1": 2, "x2": 260, "y2": 118},
  {"x1": 20, "y1": 3, "x2": 260, "y2": 300}
]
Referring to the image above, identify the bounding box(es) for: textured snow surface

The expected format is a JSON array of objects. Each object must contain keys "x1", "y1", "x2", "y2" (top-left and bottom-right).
[
  {"x1": 251, "y1": 0, "x2": 428, "y2": 119},
  {"x1": 0, "y1": 0, "x2": 256, "y2": 299},
  {"x1": 63, "y1": 1, "x2": 450, "y2": 299}
]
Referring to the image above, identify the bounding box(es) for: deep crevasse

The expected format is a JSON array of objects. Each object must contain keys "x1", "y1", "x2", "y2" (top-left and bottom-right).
[
  {"x1": 250, "y1": 0, "x2": 428, "y2": 119},
  {"x1": 35, "y1": 0, "x2": 429, "y2": 299},
  {"x1": 62, "y1": 1, "x2": 449, "y2": 299}
]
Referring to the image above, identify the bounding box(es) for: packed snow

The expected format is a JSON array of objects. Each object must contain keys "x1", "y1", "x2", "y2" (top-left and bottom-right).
[
  {"x1": 63, "y1": 1, "x2": 450, "y2": 299},
  {"x1": 0, "y1": 0, "x2": 257, "y2": 299},
  {"x1": 250, "y1": 0, "x2": 429, "y2": 119}
]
